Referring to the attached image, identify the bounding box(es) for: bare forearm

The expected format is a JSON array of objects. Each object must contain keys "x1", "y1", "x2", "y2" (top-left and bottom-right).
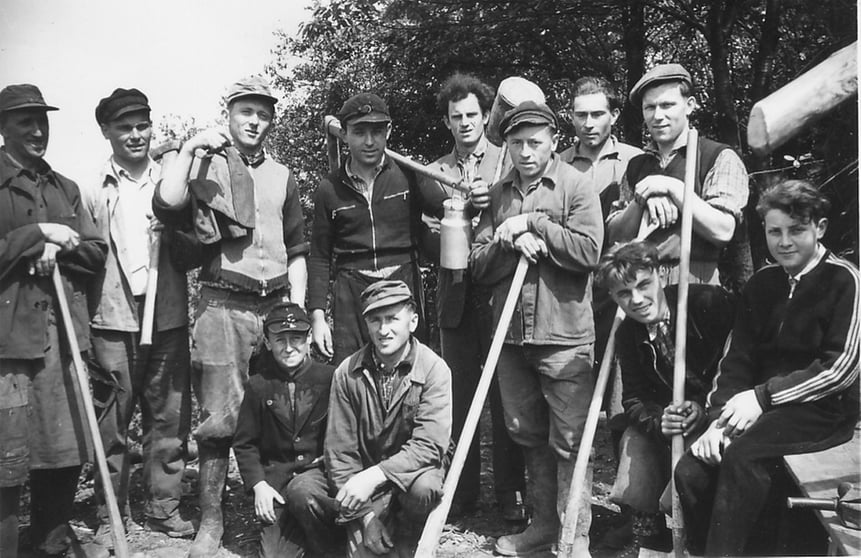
[
  {"x1": 159, "y1": 145, "x2": 196, "y2": 207},
  {"x1": 287, "y1": 255, "x2": 307, "y2": 306}
]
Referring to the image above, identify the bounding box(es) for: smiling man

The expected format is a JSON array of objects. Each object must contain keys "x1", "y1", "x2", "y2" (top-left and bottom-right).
[
  {"x1": 155, "y1": 75, "x2": 308, "y2": 557},
  {"x1": 594, "y1": 240, "x2": 733, "y2": 553},
  {"x1": 84, "y1": 88, "x2": 194, "y2": 547},
  {"x1": 606, "y1": 64, "x2": 749, "y2": 286}
]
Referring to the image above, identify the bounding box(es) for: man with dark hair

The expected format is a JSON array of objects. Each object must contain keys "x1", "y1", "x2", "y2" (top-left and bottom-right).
[
  {"x1": 155, "y1": 75, "x2": 309, "y2": 557},
  {"x1": 85, "y1": 88, "x2": 194, "y2": 546},
  {"x1": 675, "y1": 180, "x2": 859, "y2": 555},
  {"x1": 607, "y1": 64, "x2": 749, "y2": 286},
  {"x1": 309, "y1": 92, "x2": 452, "y2": 366},
  {"x1": 421, "y1": 72, "x2": 526, "y2": 520},
  {"x1": 0, "y1": 84, "x2": 107, "y2": 558},
  {"x1": 325, "y1": 280, "x2": 452, "y2": 557},
  {"x1": 595, "y1": 241, "x2": 733, "y2": 553},
  {"x1": 471, "y1": 100, "x2": 603, "y2": 556}
]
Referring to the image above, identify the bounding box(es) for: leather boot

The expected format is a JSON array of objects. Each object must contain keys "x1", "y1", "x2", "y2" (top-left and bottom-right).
[
  {"x1": 556, "y1": 456, "x2": 592, "y2": 557},
  {"x1": 495, "y1": 445, "x2": 559, "y2": 556},
  {"x1": 187, "y1": 445, "x2": 228, "y2": 558}
]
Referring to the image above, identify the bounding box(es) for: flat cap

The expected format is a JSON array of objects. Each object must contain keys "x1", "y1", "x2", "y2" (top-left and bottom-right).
[
  {"x1": 226, "y1": 76, "x2": 278, "y2": 106},
  {"x1": 337, "y1": 92, "x2": 391, "y2": 126},
  {"x1": 361, "y1": 280, "x2": 414, "y2": 316},
  {"x1": 629, "y1": 64, "x2": 692, "y2": 104},
  {"x1": 0, "y1": 84, "x2": 58, "y2": 114},
  {"x1": 95, "y1": 88, "x2": 150, "y2": 125},
  {"x1": 264, "y1": 302, "x2": 311, "y2": 334},
  {"x1": 500, "y1": 100, "x2": 557, "y2": 137}
]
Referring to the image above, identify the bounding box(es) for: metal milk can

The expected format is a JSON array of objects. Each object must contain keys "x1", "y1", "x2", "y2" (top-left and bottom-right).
[{"x1": 440, "y1": 197, "x2": 471, "y2": 270}]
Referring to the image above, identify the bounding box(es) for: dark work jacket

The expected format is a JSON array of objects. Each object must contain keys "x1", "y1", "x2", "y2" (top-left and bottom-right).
[
  {"x1": 616, "y1": 284, "x2": 734, "y2": 444},
  {"x1": 0, "y1": 149, "x2": 107, "y2": 358},
  {"x1": 233, "y1": 352, "x2": 334, "y2": 492}
]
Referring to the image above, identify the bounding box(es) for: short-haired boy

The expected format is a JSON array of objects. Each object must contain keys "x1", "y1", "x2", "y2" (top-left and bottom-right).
[
  {"x1": 595, "y1": 241, "x2": 734, "y2": 552},
  {"x1": 675, "y1": 179, "x2": 860, "y2": 556}
]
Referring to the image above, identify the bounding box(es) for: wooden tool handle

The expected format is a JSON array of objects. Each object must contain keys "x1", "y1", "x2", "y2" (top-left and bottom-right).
[
  {"x1": 139, "y1": 232, "x2": 161, "y2": 346},
  {"x1": 52, "y1": 267, "x2": 130, "y2": 557}
]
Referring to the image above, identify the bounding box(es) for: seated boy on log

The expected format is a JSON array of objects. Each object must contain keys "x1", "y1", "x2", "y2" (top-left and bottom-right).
[
  {"x1": 674, "y1": 179, "x2": 860, "y2": 556},
  {"x1": 595, "y1": 241, "x2": 734, "y2": 553}
]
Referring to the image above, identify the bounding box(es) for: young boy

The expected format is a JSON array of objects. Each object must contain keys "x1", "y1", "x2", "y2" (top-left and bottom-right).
[
  {"x1": 233, "y1": 302, "x2": 338, "y2": 557},
  {"x1": 595, "y1": 241, "x2": 734, "y2": 552},
  {"x1": 674, "y1": 179, "x2": 860, "y2": 556}
]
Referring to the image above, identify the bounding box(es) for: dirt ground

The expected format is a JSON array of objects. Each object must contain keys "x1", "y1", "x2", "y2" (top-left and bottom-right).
[{"x1": 15, "y1": 411, "x2": 634, "y2": 558}]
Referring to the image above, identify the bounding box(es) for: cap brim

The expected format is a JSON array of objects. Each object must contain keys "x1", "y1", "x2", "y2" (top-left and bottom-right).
[
  {"x1": 362, "y1": 295, "x2": 413, "y2": 316},
  {"x1": 110, "y1": 104, "x2": 150, "y2": 121},
  {"x1": 267, "y1": 323, "x2": 311, "y2": 334},
  {"x1": 347, "y1": 114, "x2": 391, "y2": 125},
  {"x1": 503, "y1": 116, "x2": 554, "y2": 136},
  {"x1": 227, "y1": 93, "x2": 278, "y2": 106},
  {"x1": 1, "y1": 102, "x2": 59, "y2": 113}
]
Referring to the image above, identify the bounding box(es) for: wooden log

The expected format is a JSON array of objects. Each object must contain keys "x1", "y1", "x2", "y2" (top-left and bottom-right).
[{"x1": 748, "y1": 42, "x2": 857, "y2": 157}]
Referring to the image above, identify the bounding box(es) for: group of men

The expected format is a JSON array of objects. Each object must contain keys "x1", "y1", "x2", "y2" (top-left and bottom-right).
[{"x1": 0, "y1": 58, "x2": 857, "y2": 558}]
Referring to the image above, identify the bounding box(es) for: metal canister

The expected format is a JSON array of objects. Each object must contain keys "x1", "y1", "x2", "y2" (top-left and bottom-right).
[
  {"x1": 440, "y1": 197, "x2": 471, "y2": 270},
  {"x1": 486, "y1": 76, "x2": 547, "y2": 146}
]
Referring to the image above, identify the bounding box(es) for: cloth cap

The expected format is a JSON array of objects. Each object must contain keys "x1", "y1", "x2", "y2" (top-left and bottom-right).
[
  {"x1": 337, "y1": 93, "x2": 391, "y2": 126},
  {"x1": 264, "y1": 302, "x2": 311, "y2": 334},
  {"x1": 0, "y1": 84, "x2": 58, "y2": 114},
  {"x1": 629, "y1": 64, "x2": 693, "y2": 104},
  {"x1": 500, "y1": 100, "x2": 557, "y2": 137},
  {"x1": 361, "y1": 280, "x2": 414, "y2": 316},
  {"x1": 226, "y1": 76, "x2": 278, "y2": 106},
  {"x1": 95, "y1": 88, "x2": 150, "y2": 125}
]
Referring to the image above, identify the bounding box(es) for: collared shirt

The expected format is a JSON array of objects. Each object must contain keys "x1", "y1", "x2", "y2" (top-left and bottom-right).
[
  {"x1": 346, "y1": 155, "x2": 386, "y2": 202},
  {"x1": 647, "y1": 310, "x2": 675, "y2": 370},
  {"x1": 455, "y1": 136, "x2": 488, "y2": 185},
  {"x1": 559, "y1": 135, "x2": 642, "y2": 199},
  {"x1": 371, "y1": 340, "x2": 413, "y2": 410}
]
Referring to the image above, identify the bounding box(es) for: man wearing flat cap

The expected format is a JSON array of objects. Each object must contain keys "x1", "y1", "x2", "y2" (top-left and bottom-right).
[
  {"x1": 325, "y1": 279, "x2": 452, "y2": 557},
  {"x1": 155, "y1": 75, "x2": 309, "y2": 557},
  {"x1": 309, "y1": 92, "x2": 450, "y2": 367},
  {"x1": 471, "y1": 100, "x2": 603, "y2": 556},
  {"x1": 233, "y1": 302, "x2": 338, "y2": 557},
  {"x1": 84, "y1": 87, "x2": 194, "y2": 546},
  {"x1": 607, "y1": 63, "x2": 749, "y2": 287},
  {"x1": 0, "y1": 84, "x2": 107, "y2": 557}
]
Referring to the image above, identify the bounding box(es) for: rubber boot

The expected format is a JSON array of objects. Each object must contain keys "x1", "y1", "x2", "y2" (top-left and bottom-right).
[
  {"x1": 0, "y1": 486, "x2": 21, "y2": 558},
  {"x1": 495, "y1": 445, "x2": 559, "y2": 556},
  {"x1": 187, "y1": 445, "x2": 228, "y2": 558},
  {"x1": 556, "y1": 456, "x2": 592, "y2": 557}
]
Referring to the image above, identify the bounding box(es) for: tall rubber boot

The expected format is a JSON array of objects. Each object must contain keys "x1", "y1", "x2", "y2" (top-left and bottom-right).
[
  {"x1": 0, "y1": 486, "x2": 21, "y2": 558},
  {"x1": 187, "y1": 444, "x2": 229, "y2": 558},
  {"x1": 557, "y1": 455, "x2": 592, "y2": 557},
  {"x1": 494, "y1": 445, "x2": 559, "y2": 556}
]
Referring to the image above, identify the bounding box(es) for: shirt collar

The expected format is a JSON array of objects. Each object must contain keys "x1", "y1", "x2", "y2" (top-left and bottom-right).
[
  {"x1": 359, "y1": 336, "x2": 417, "y2": 376},
  {"x1": 102, "y1": 156, "x2": 159, "y2": 188},
  {"x1": 504, "y1": 152, "x2": 562, "y2": 193},
  {"x1": 0, "y1": 146, "x2": 51, "y2": 184},
  {"x1": 454, "y1": 135, "x2": 488, "y2": 162},
  {"x1": 568, "y1": 135, "x2": 621, "y2": 161},
  {"x1": 790, "y1": 243, "x2": 826, "y2": 282},
  {"x1": 345, "y1": 154, "x2": 386, "y2": 183},
  {"x1": 644, "y1": 130, "x2": 688, "y2": 158}
]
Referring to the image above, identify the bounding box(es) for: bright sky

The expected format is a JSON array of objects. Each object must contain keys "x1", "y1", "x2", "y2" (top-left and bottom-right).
[{"x1": 0, "y1": 0, "x2": 312, "y2": 184}]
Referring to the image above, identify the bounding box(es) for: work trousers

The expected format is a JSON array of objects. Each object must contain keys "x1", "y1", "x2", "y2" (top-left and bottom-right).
[
  {"x1": 332, "y1": 262, "x2": 425, "y2": 366},
  {"x1": 91, "y1": 325, "x2": 191, "y2": 520},
  {"x1": 191, "y1": 286, "x2": 282, "y2": 443},
  {"x1": 441, "y1": 286, "x2": 524, "y2": 504},
  {"x1": 675, "y1": 396, "x2": 858, "y2": 556}
]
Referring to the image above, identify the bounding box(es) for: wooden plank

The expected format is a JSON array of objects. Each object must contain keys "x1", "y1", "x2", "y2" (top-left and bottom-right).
[{"x1": 784, "y1": 428, "x2": 861, "y2": 556}]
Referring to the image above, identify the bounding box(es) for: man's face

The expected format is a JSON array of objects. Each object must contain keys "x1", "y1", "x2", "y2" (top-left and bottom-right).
[
  {"x1": 641, "y1": 82, "x2": 694, "y2": 148},
  {"x1": 608, "y1": 268, "x2": 668, "y2": 325},
  {"x1": 444, "y1": 93, "x2": 488, "y2": 150},
  {"x1": 0, "y1": 109, "x2": 49, "y2": 166},
  {"x1": 264, "y1": 330, "x2": 311, "y2": 370},
  {"x1": 764, "y1": 209, "x2": 827, "y2": 276},
  {"x1": 364, "y1": 302, "x2": 418, "y2": 358},
  {"x1": 101, "y1": 111, "x2": 151, "y2": 166},
  {"x1": 506, "y1": 124, "x2": 557, "y2": 182},
  {"x1": 227, "y1": 98, "x2": 273, "y2": 154},
  {"x1": 571, "y1": 93, "x2": 618, "y2": 150},
  {"x1": 344, "y1": 121, "x2": 390, "y2": 169}
]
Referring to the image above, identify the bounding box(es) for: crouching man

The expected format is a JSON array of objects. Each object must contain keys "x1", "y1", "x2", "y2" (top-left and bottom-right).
[
  {"x1": 595, "y1": 241, "x2": 733, "y2": 553},
  {"x1": 325, "y1": 280, "x2": 452, "y2": 557},
  {"x1": 232, "y1": 302, "x2": 339, "y2": 557}
]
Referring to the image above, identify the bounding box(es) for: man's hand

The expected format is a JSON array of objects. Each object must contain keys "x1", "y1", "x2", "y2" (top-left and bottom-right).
[
  {"x1": 634, "y1": 175, "x2": 684, "y2": 206},
  {"x1": 644, "y1": 196, "x2": 679, "y2": 229},
  {"x1": 38, "y1": 223, "x2": 80, "y2": 252},
  {"x1": 29, "y1": 243, "x2": 62, "y2": 277},
  {"x1": 494, "y1": 213, "x2": 530, "y2": 248},
  {"x1": 311, "y1": 309, "x2": 334, "y2": 359},
  {"x1": 661, "y1": 400, "x2": 707, "y2": 438},
  {"x1": 184, "y1": 128, "x2": 232, "y2": 156},
  {"x1": 252, "y1": 481, "x2": 285, "y2": 524},
  {"x1": 716, "y1": 389, "x2": 763, "y2": 438},
  {"x1": 147, "y1": 214, "x2": 164, "y2": 233},
  {"x1": 513, "y1": 232, "x2": 548, "y2": 264},
  {"x1": 361, "y1": 512, "x2": 394, "y2": 555},
  {"x1": 690, "y1": 420, "x2": 730, "y2": 465},
  {"x1": 467, "y1": 180, "x2": 490, "y2": 211},
  {"x1": 336, "y1": 466, "x2": 387, "y2": 514},
  {"x1": 421, "y1": 213, "x2": 441, "y2": 234}
]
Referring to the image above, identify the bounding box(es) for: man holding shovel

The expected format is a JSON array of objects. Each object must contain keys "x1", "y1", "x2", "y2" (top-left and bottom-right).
[
  {"x1": 0, "y1": 83, "x2": 107, "y2": 557},
  {"x1": 471, "y1": 100, "x2": 603, "y2": 556}
]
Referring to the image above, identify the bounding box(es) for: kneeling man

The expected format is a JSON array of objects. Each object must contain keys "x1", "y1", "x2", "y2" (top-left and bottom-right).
[{"x1": 325, "y1": 280, "x2": 452, "y2": 557}]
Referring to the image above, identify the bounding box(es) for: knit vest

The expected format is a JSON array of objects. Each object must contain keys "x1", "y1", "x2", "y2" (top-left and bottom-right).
[{"x1": 626, "y1": 137, "x2": 729, "y2": 263}]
